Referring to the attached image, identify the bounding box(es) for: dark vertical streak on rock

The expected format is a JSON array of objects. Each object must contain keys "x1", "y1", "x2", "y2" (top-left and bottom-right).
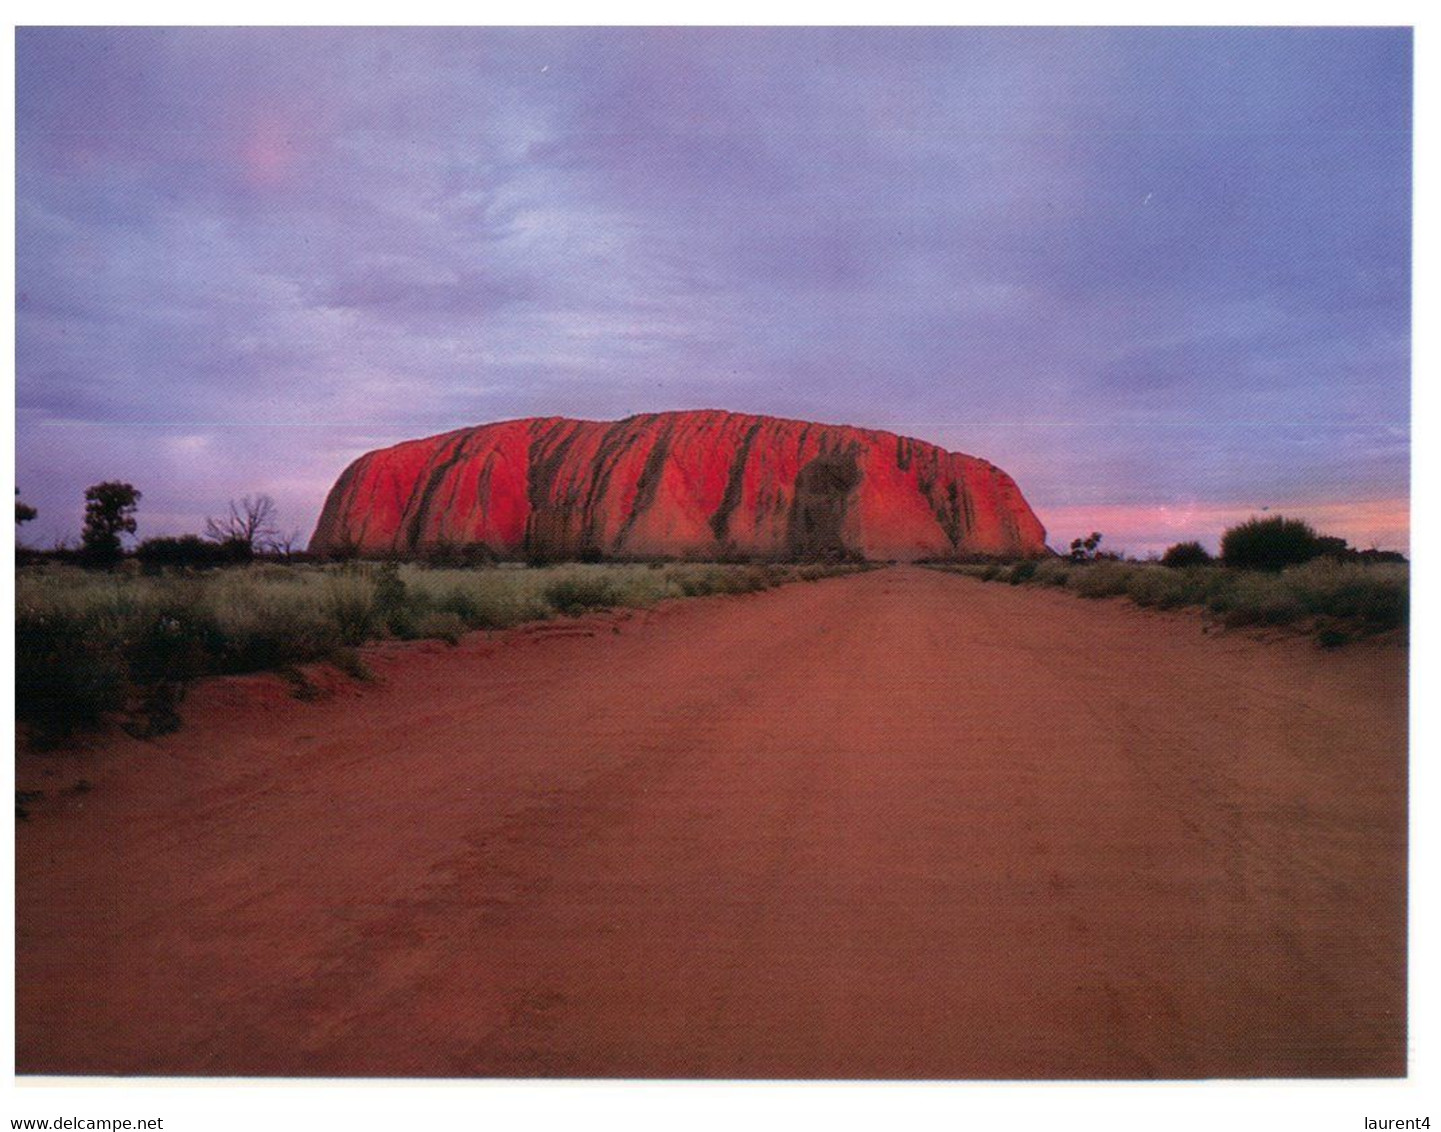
[
  {"x1": 709, "y1": 419, "x2": 765, "y2": 543},
  {"x1": 404, "y1": 435, "x2": 474, "y2": 553},
  {"x1": 617, "y1": 417, "x2": 675, "y2": 543},
  {"x1": 527, "y1": 420, "x2": 584, "y2": 509},
  {"x1": 940, "y1": 481, "x2": 963, "y2": 547},
  {"x1": 524, "y1": 421, "x2": 586, "y2": 559},
  {"x1": 581, "y1": 420, "x2": 644, "y2": 555}
]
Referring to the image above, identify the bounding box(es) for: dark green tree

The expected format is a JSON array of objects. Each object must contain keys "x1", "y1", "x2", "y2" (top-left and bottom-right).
[
  {"x1": 81, "y1": 481, "x2": 142, "y2": 566},
  {"x1": 16, "y1": 488, "x2": 37, "y2": 525}
]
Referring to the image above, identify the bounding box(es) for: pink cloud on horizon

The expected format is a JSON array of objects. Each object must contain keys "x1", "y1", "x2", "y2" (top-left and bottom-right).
[{"x1": 1035, "y1": 497, "x2": 1410, "y2": 560}]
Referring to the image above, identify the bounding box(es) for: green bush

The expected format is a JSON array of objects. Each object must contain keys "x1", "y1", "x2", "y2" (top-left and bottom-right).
[
  {"x1": 416, "y1": 610, "x2": 468, "y2": 645},
  {"x1": 137, "y1": 535, "x2": 253, "y2": 570},
  {"x1": 427, "y1": 586, "x2": 514, "y2": 629},
  {"x1": 671, "y1": 567, "x2": 757, "y2": 597},
  {"x1": 1283, "y1": 559, "x2": 1408, "y2": 630},
  {"x1": 1031, "y1": 559, "x2": 1073, "y2": 587},
  {"x1": 1071, "y1": 562, "x2": 1131, "y2": 599},
  {"x1": 323, "y1": 574, "x2": 379, "y2": 645},
  {"x1": 125, "y1": 601, "x2": 222, "y2": 683},
  {"x1": 1122, "y1": 567, "x2": 1196, "y2": 609},
  {"x1": 1221, "y1": 516, "x2": 1324, "y2": 571},
  {"x1": 15, "y1": 610, "x2": 128, "y2": 741},
  {"x1": 1007, "y1": 561, "x2": 1038, "y2": 585},
  {"x1": 1221, "y1": 573, "x2": 1305, "y2": 626},
  {"x1": 543, "y1": 573, "x2": 623, "y2": 615},
  {"x1": 1161, "y1": 541, "x2": 1212, "y2": 568}
]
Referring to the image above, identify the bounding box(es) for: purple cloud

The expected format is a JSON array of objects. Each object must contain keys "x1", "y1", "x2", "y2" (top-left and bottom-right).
[{"x1": 16, "y1": 27, "x2": 1411, "y2": 555}]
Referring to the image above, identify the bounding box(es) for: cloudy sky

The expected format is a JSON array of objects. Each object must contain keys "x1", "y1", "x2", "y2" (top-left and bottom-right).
[{"x1": 16, "y1": 27, "x2": 1411, "y2": 555}]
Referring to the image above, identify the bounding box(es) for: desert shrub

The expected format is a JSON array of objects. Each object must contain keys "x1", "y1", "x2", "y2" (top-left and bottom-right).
[
  {"x1": 416, "y1": 611, "x2": 468, "y2": 645},
  {"x1": 204, "y1": 589, "x2": 341, "y2": 673},
  {"x1": 1221, "y1": 515, "x2": 1324, "y2": 571},
  {"x1": 136, "y1": 535, "x2": 253, "y2": 570},
  {"x1": 1007, "y1": 561, "x2": 1038, "y2": 585},
  {"x1": 374, "y1": 562, "x2": 407, "y2": 614},
  {"x1": 726, "y1": 565, "x2": 787, "y2": 593},
  {"x1": 1219, "y1": 572, "x2": 1305, "y2": 627},
  {"x1": 429, "y1": 587, "x2": 492, "y2": 628},
  {"x1": 323, "y1": 574, "x2": 379, "y2": 645},
  {"x1": 371, "y1": 562, "x2": 416, "y2": 636},
  {"x1": 544, "y1": 573, "x2": 621, "y2": 615},
  {"x1": 1197, "y1": 569, "x2": 1243, "y2": 613},
  {"x1": 670, "y1": 568, "x2": 712, "y2": 596},
  {"x1": 403, "y1": 569, "x2": 551, "y2": 629},
  {"x1": 125, "y1": 600, "x2": 223, "y2": 684},
  {"x1": 1031, "y1": 559, "x2": 1073, "y2": 587},
  {"x1": 1161, "y1": 541, "x2": 1213, "y2": 568},
  {"x1": 670, "y1": 568, "x2": 729, "y2": 597},
  {"x1": 1283, "y1": 559, "x2": 1408, "y2": 630},
  {"x1": 1071, "y1": 561, "x2": 1131, "y2": 599},
  {"x1": 15, "y1": 609, "x2": 128, "y2": 741},
  {"x1": 1122, "y1": 567, "x2": 1196, "y2": 609}
]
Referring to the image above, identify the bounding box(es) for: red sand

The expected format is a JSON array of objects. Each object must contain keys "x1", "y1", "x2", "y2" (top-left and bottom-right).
[{"x1": 14, "y1": 567, "x2": 1406, "y2": 1078}]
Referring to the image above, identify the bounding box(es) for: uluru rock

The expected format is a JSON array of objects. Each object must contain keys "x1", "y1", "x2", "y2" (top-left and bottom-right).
[{"x1": 309, "y1": 411, "x2": 1048, "y2": 562}]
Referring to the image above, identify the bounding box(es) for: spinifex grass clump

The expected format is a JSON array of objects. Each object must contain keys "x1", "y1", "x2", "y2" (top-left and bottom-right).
[{"x1": 543, "y1": 573, "x2": 624, "y2": 615}]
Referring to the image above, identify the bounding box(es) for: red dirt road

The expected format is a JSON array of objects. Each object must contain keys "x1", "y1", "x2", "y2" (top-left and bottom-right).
[{"x1": 15, "y1": 567, "x2": 1407, "y2": 1078}]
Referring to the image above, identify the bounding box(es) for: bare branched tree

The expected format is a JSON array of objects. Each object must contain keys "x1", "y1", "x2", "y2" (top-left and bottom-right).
[
  {"x1": 270, "y1": 528, "x2": 302, "y2": 559},
  {"x1": 205, "y1": 494, "x2": 280, "y2": 552}
]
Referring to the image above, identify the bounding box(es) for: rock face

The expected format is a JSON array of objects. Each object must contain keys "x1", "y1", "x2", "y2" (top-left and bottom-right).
[{"x1": 309, "y1": 411, "x2": 1048, "y2": 561}]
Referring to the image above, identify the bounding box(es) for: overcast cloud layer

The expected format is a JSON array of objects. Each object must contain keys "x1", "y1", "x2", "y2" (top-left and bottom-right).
[{"x1": 16, "y1": 27, "x2": 1411, "y2": 554}]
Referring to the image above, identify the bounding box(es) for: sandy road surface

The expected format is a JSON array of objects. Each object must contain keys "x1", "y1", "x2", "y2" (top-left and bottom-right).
[{"x1": 15, "y1": 567, "x2": 1406, "y2": 1078}]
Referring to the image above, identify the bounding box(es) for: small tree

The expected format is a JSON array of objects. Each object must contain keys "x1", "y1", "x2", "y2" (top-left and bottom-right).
[
  {"x1": 16, "y1": 489, "x2": 37, "y2": 526},
  {"x1": 81, "y1": 482, "x2": 141, "y2": 566},
  {"x1": 270, "y1": 528, "x2": 302, "y2": 559},
  {"x1": 1221, "y1": 515, "x2": 1322, "y2": 571},
  {"x1": 205, "y1": 494, "x2": 279, "y2": 553},
  {"x1": 1069, "y1": 531, "x2": 1104, "y2": 563},
  {"x1": 1161, "y1": 540, "x2": 1212, "y2": 568}
]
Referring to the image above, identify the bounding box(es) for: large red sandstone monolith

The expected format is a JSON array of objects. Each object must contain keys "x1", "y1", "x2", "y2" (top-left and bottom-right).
[{"x1": 309, "y1": 410, "x2": 1048, "y2": 561}]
